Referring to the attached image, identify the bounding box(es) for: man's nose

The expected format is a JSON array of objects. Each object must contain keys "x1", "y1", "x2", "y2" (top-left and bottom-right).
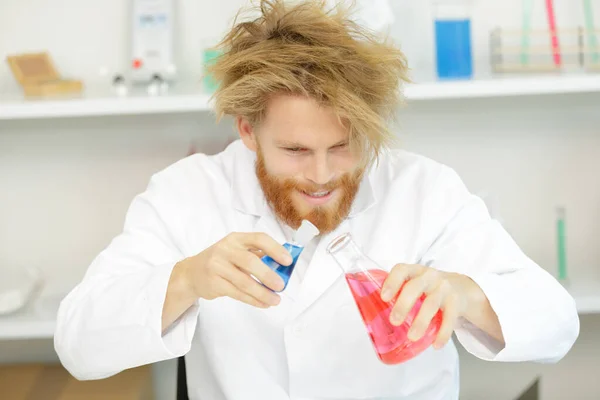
[{"x1": 305, "y1": 154, "x2": 335, "y2": 185}]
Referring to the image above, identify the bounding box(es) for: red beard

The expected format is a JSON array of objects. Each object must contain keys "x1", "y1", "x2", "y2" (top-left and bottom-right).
[{"x1": 255, "y1": 150, "x2": 362, "y2": 234}]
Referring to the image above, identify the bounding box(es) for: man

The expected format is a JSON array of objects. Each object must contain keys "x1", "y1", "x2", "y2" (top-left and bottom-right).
[{"x1": 54, "y1": 1, "x2": 579, "y2": 399}]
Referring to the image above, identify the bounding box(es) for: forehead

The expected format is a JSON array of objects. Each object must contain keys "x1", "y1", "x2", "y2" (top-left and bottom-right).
[{"x1": 260, "y1": 94, "x2": 349, "y2": 146}]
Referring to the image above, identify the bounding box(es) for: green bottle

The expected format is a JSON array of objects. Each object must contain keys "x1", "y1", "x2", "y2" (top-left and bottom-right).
[
  {"x1": 556, "y1": 207, "x2": 568, "y2": 282},
  {"x1": 202, "y1": 47, "x2": 222, "y2": 94}
]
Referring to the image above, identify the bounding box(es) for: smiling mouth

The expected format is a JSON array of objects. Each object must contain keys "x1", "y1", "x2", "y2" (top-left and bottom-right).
[
  {"x1": 299, "y1": 189, "x2": 336, "y2": 205},
  {"x1": 302, "y1": 190, "x2": 331, "y2": 198}
]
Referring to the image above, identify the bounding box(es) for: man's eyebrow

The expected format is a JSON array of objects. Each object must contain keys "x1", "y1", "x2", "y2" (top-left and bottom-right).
[
  {"x1": 275, "y1": 140, "x2": 306, "y2": 148},
  {"x1": 274, "y1": 139, "x2": 348, "y2": 149},
  {"x1": 330, "y1": 139, "x2": 349, "y2": 147}
]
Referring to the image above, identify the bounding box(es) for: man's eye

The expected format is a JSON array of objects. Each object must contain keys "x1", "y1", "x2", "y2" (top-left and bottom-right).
[{"x1": 286, "y1": 147, "x2": 303, "y2": 153}]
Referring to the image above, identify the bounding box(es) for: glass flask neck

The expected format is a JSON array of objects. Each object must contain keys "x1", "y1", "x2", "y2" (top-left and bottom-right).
[{"x1": 326, "y1": 233, "x2": 367, "y2": 274}]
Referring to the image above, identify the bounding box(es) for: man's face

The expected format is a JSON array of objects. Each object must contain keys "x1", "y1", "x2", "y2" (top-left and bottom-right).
[{"x1": 238, "y1": 94, "x2": 363, "y2": 234}]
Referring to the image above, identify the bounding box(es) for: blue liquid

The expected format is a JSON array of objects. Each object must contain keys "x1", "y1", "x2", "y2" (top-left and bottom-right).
[
  {"x1": 434, "y1": 19, "x2": 473, "y2": 79},
  {"x1": 261, "y1": 243, "x2": 303, "y2": 292}
]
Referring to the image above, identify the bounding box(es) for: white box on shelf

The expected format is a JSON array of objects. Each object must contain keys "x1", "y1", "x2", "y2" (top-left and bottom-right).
[{"x1": 130, "y1": 0, "x2": 176, "y2": 83}]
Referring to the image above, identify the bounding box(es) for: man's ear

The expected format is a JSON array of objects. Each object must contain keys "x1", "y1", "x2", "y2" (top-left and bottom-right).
[{"x1": 236, "y1": 116, "x2": 257, "y2": 152}]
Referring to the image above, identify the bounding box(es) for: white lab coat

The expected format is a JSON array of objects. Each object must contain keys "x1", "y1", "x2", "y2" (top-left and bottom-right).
[{"x1": 54, "y1": 140, "x2": 579, "y2": 400}]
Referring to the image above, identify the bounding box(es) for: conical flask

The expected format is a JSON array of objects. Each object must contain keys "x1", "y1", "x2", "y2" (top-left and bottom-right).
[{"x1": 326, "y1": 233, "x2": 442, "y2": 365}]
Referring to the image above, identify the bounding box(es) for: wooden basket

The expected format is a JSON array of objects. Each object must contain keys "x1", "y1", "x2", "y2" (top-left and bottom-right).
[{"x1": 6, "y1": 52, "x2": 83, "y2": 97}]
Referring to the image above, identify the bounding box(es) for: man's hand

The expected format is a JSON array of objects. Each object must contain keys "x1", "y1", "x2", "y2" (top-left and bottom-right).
[
  {"x1": 183, "y1": 232, "x2": 292, "y2": 308},
  {"x1": 162, "y1": 232, "x2": 291, "y2": 332},
  {"x1": 381, "y1": 263, "x2": 504, "y2": 349}
]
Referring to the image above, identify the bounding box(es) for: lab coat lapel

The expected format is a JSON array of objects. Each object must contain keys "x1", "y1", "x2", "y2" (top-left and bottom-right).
[
  {"x1": 289, "y1": 219, "x2": 351, "y2": 320},
  {"x1": 253, "y1": 211, "x2": 287, "y2": 244}
]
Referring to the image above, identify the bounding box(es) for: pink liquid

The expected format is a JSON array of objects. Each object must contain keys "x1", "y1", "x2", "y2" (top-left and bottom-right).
[{"x1": 345, "y1": 269, "x2": 442, "y2": 364}]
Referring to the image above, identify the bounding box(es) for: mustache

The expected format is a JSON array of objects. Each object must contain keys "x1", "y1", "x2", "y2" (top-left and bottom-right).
[
  {"x1": 277, "y1": 171, "x2": 362, "y2": 194},
  {"x1": 282, "y1": 178, "x2": 343, "y2": 193}
]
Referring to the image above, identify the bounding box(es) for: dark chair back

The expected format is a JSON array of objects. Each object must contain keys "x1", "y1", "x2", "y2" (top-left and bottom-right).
[{"x1": 176, "y1": 356, "x2": 189, "y2": 400}]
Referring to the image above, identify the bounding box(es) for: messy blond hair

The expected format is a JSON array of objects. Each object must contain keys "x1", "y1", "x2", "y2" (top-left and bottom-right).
[{"x1": 208, "y1": 0, "x2": 410, "y2": 166}]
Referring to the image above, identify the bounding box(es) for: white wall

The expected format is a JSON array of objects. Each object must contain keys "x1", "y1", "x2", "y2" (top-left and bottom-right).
[
  {"x1": 1, "y1": 0, "x2": 599, "y2": 399},
  {"x1": 0, "y1": 113, "x2": 237, "y2": 293},
  {"x1": 397, "y1": 94, "x2": 600, "y2": 274}
]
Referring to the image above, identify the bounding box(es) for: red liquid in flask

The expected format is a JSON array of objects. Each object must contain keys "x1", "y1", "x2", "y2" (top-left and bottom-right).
[{"x1": 345, "y1": 269, "x2": 443, "y2": 364}]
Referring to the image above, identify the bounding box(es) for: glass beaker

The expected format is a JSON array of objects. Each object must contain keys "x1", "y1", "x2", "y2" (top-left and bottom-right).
[
  {"x1": 326, "y1": 233, "x2": 442, "y2": 365},
  {"x1": 433, "y1": 0, "x2": 473, "y2": 80}
]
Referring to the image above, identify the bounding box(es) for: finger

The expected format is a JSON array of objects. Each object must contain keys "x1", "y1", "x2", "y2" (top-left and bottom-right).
[
  {"x1": 216, "y1": 277, "x2": 271, "y2": 309},
  {"x1": 390, "y1": 268, "x2": 445, "y2": 326},
  {"x1": 389, "y1": 274, "x2": 428, "y2": 326},
  {"x1": 241, "y1": 232, "x2": 293, "y2": 266},
  {"x1": 407, "y1": 287, "x2": 445, "y2": 342},
  {"x1": 434, "y1": 293, "x2": 459, "y2": 349},
  {"x1": 248, "y1": 248, "x2": 265, "y2": 258},
  {"x1": 381, "y1": 264, "x2": 422, "y2": 302},
  {"x1": 221, "y1": 264, "x2": 281, "y2": 306},
  {"x1": 232, "y1": 250, "x2": 285, "y2": 292}
]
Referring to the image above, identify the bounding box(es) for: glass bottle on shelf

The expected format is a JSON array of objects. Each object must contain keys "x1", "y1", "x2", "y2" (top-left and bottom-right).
[{"x1": 433, "y1": 0, "x2": 474, "y2": 80}]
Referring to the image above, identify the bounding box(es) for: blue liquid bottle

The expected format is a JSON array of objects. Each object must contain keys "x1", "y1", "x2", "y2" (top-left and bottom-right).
[
  {"x1": 261, "y1": 220, "x2": 319, "y2": 292},
  {"x1": 434, "y1": 2, "x2": 473, "y2": 80}
]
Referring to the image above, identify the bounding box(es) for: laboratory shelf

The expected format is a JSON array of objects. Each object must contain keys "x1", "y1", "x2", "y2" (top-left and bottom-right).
[
  {"x1": 0, "y1": 292, "x2": 61, "y2": 340},
  {"x1": 0, "y1": 86, "x2": 213, "y2": 121},
  {"x1": 404, "y1": 73, "x2": 600, "y2": 100},
  {"x1": 566, "y1": 278, "x2": 600, "y2": 315},
  {"x1": 0, "y1": 277, "x2": 598, "y2": 340},
  {"x1": 1, "y1": 74, "x2": 599, "y2": 121}
]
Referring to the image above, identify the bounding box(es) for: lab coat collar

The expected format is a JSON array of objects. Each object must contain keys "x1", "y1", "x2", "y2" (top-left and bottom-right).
[
  {"x1": 231, "y1": 142, "x2": 376, "y2": 219},
  {"x1": 231, "y1": 142, "x2": 269, "y2": 217}
]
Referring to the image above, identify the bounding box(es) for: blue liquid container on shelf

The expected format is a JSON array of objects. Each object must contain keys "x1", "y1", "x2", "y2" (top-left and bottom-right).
[{"x1": 434, "y1": 2, "x2": 473, "y2": 80}]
